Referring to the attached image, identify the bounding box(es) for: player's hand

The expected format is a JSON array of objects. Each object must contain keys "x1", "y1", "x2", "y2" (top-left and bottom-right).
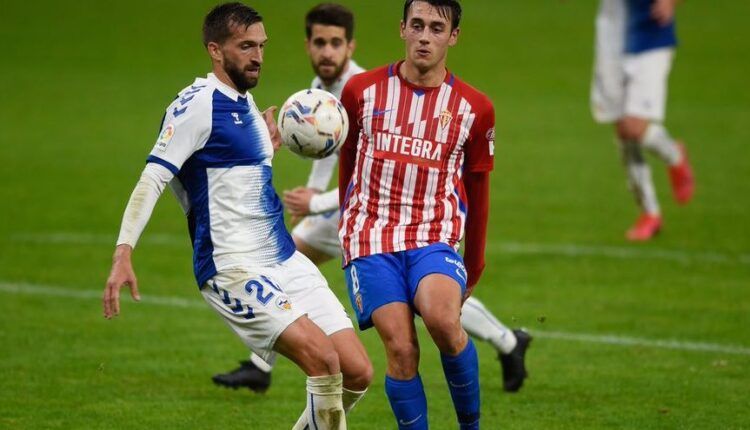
[
  {"x1": 651, "y1": 0, "x2": 676, "y2": 26},
  {"x1": 103, "y1": 244, "x2": 140, "y2": 319},
  {"x1": 262, "y1": 106, "x2": 282, "y2": 152},
  {"x1": 283, "y1": 187, "x2": 318, "y2": 217}
]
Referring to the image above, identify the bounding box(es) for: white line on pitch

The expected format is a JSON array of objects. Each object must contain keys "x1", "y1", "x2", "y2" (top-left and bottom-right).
[
  {"x1": 490, "y1": 241, "x2": 750, "y2": 266},
  {"x1": 9, "y1": 232, "x2": 750, "y2": 266},
  {"x1": 2, "y1": 280, "x2": 749, "y2": 356},
  {"x1": 532, "y1": 330, "x2": 750, "y2": 356}
]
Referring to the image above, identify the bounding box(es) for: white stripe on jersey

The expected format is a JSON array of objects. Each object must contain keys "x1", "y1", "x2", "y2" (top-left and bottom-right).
[
  {"x1": 385, "y1": 76, "x2": 401, "y2": 133},
  {"x1": 363, "y1": 84, "x2": 376, "y2": 136}
]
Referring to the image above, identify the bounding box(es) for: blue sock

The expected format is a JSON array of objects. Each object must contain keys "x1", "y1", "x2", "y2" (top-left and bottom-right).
[
  {"x1": 441, "y1": 339, "x2": 480, "y2": 429},
  {"x1": 385, "y1": 374, "x2": 428, "y2": 429}
]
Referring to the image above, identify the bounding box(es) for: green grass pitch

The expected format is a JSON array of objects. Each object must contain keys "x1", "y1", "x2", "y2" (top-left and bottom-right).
[{"x1": 0, "y1": 1, "x2": 748, "y2": 428}]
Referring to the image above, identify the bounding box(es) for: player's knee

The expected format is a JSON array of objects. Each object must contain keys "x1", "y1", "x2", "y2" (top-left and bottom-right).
[
  {"x1": 344, "y1": 357, "x2": 374, "y2": 391},
  {"x1": 617, "y1": 118, "x2": 648, "y2": 141},
  {"x1": 423, "y1": 317, "x2": 465, "y2": 355},
  {"x1": 385, "y1": 338, "x2": 419, "y2": 378}
]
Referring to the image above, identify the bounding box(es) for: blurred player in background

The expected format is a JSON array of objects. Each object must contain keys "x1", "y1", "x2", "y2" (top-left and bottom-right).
[
  {"x1": 213, "y1": 3, "x2": 531, "y2": 401},
  {"x1": 103, "y1": 3, "x2": 373, "y2": 428},
  {"x1": 591, "y1": 0, "x2": 694, "y2": 240},
  {"x1": 337, "y1": 0, "x2": 507, "y2": 427}
]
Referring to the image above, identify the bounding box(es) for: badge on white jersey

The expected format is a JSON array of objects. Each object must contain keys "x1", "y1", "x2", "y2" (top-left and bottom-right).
[{"x1": 156, "y1": 124, "x2": 176, "y2": 151}]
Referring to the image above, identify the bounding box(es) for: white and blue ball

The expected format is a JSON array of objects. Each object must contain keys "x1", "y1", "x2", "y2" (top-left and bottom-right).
[{"x1": 278, "y1": 89, "x2": 349, "y2": 159}]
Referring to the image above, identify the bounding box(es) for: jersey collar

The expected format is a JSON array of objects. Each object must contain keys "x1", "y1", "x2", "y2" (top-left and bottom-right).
[{"x1": 207, "y1": 73, "x2": 248, "y2": 102}]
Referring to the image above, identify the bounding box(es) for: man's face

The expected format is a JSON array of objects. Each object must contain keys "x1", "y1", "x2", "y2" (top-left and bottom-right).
[
  {"x1": 218, "y1": 21, "x2": 268, "y2": 92},
  {"x1": 400, "y1": 1, "x2": 459, "y2": 73},
  {"x1": 306, "y1": 24, "x2": 354, "y2": 84}
]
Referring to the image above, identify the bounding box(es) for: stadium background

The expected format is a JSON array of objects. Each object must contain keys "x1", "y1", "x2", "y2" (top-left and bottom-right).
[{"x1": 0, "y1": 0, "x2": 748, "y2": 428}]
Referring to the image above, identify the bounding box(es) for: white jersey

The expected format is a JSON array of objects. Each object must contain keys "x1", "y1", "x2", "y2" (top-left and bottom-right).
[{"x1": 149, "y1": 73, "x2": 295, "y2": 286}]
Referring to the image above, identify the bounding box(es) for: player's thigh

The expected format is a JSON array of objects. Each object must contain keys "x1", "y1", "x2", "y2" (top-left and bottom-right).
[
  {"x1": 274, "y1": 314, "x2": 339, "y2": 376},
  {"x1": 291, "y1": 212, "x2": 341, "y2": 262},
  {"x1": 624, "y1": 48, "x2": 674, "y2": 122},
  {"x1": 591, "y1": 54, "x2": 626, "y2": 123},
  {"x1": 201, "y1": 269, "x2": 301, "y2": 364},
  {"x1": 345, "y1": 252, "x2": 410, "y2": 331},
  {"x1": 279, "y1": 251, "x2": 354, "y2": 336}
]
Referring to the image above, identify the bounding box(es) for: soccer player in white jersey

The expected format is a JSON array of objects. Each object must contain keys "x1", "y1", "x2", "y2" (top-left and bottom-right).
[
  {"x1": 213, "y1": 2, "x2": 531, "y2": 398},
  {"x1": 102, "y1": 4, "x2": 372, "y2": 428},
  {"x1": 592, "y1": 0, "x2": 694, "y2": 240}
]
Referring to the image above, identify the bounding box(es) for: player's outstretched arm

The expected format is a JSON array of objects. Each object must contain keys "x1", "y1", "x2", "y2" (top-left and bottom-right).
[
  {"x1": 462, "y1": 170, "x2": 490, "y2": 300},
  {"x1": 102, "y1": 163, "x2": 173, "y2": 319}
]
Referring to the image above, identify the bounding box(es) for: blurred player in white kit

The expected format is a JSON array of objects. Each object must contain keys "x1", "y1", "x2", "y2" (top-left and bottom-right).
[{"x1": 592, "y1": 0, "x2": 694, "y2": 240}]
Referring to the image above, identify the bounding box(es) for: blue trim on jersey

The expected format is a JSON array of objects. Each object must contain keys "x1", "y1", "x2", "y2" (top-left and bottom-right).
[
  {"x1": 448, "y1": 74, "x2": 455, "y2": 87},
  {"x1": 176, "y1": 163, "x2": 217, "y2": 287},
  {"x1": 388, "y1": 63, "x2": 396, "y2": 77},
  {"x1": 146, "y1": 155, "x2": 179, "y2": 175},
  {"x1": 625, "y1": 0, "x2": 677, "y2": 53}
]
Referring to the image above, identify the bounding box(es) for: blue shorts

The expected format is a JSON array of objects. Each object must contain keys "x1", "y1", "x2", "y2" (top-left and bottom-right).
[{"x1": 344, "y1": 243, "x2": 467, "y2": 330}]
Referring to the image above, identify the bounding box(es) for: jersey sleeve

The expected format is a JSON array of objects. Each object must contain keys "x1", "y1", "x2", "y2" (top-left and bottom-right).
[
  {"x1": 463, "y1": 98, "x2": 495, "y2": 173},
  {"x1": 147, "y1": 94, "x2": 212, "y2": 174},
  {"x1": 338, "y1": 77, "x2": 362, "y2": 207}
]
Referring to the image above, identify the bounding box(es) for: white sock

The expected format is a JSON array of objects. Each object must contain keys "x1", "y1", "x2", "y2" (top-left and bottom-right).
[
  {"x1": 293, "y1": 373, "x2": 346, "y2": 430},
  {"x1": 342, "y1": 387, "x2": 367, "y2": 414},
  {"x1": 249, "y1": 352, "x2": 274, "y2": 373},
  {"x1": 640, "y1": 123, "x2": 681, "y2": 166},
  {"x1": 293, "y1": 386, "x2": 364, "y2": 429},
  {"x1": 461, "y1": 296, "x2": 517, "y2": 354},
  {"x1": 620, "y1": 139, "x2": 661, "y2": 215}
]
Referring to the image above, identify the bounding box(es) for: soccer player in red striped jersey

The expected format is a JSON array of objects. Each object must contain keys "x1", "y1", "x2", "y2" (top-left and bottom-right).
[{"x1": 338, "y1": 1, "x2": 496, "y2": 428}]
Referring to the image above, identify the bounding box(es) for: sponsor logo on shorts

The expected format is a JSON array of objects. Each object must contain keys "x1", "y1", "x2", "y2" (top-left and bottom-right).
[
  {"x1": 445, "y1": 256, "x2": 468, "y2": 283},
  {"x1": 275, "y1": 294, "x2": 292, "y2": 311},
  {"x1": 355, "y1": 293, "x2": 364, "y2": 314}
]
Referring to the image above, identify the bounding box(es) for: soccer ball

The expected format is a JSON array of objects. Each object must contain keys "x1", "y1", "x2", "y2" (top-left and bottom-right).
[{"x1": 277, "y1": 89, "x2": 349, "y2": 159}]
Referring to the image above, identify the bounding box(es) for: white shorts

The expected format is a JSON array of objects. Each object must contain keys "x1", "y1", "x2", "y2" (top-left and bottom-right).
[
  {"x1": 591, "y1": 48, "x2": 674, "y2": 123},
  {"x1": 200, "y1": 251, "x2": 353, "y2": 362},
  {"x1": 291, "y1": 211, "x2": 341, "y2": 258}
]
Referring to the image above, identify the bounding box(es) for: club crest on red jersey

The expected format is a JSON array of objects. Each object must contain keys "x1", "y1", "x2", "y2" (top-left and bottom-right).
[{"x1": 439, "y1": 109, "x2": 453, "y2": 129}]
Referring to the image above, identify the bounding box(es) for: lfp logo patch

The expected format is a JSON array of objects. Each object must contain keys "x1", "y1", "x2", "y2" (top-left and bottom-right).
[{"x1": 156, "y1": 124, "x2": 175, "y2": 151}]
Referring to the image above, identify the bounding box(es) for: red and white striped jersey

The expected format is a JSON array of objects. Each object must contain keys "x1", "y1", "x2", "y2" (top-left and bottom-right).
[{"x1": 338, "y1": 61, "x2": 495, "y2": 264}]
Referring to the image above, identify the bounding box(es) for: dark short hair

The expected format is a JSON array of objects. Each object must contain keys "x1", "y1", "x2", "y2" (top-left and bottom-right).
[
  {"x1": 203, "y1": 2, "x2": 263, "y2": 47},
  {"x1": 403, "y1": 0, "x2": 461, "y2": 30},
  {"x1": 305, "y1": 3, "x2": 355, "y2": 41}
]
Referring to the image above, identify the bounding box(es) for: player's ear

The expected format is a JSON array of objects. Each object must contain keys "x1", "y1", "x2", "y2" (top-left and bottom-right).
[
  {"x1": 207, "y1": 42, "x2": 223, "y2": 62},
  {"x1": 347, "y1": 38, "x2": 356, "y2": 58},
  {"x1": 400, "y1": 21, "x2": 408, "y2": 40},
  {"x1": 448, "y1": 27, "x2": 460, "y2": 47}
]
